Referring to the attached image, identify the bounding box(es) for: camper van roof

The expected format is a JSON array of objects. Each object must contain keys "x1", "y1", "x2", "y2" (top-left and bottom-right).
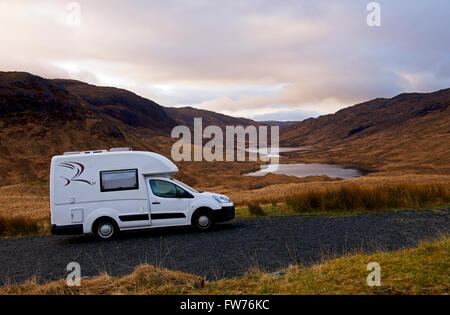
[
  {"x1": 54, "y1": 150, "x2": 179, "y2": 177},
  {"x1": 63, "y1": 147, "x2": 132, "y2": 155}
]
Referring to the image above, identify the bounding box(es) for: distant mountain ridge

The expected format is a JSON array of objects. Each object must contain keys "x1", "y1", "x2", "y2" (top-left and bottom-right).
[
  {"x1": 0, "y1": 72, "x2": 260, "y2": 131},
  {"x1": 260, "y1": 120, "x2": 300, "y2": 128},
  {"x1": 281, "y1": 88, "x2": 450, "y2": 146},
  {"x1": 280, "y1": 88, "x2": 450, "y2": 173}
]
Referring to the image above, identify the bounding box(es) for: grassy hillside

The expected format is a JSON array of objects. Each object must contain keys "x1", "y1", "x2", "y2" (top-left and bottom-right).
[
  {"x1": 281, "y1": 89, "x2": 450, "y2": 174},
  {"x1": 0, "y1": 72, "x2": 262, "y2": 186},
  {"x1": 1, "y1": 71, "x2": 449, "y2": 187}
]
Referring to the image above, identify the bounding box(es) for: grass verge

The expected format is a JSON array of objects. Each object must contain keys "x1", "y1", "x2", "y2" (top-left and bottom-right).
[
  {"x1": 0, "y1": 215, "x2": 49, "y2": 237},
  {"x1": 235, "y1": 203, "x2": 450, "y2": 220},
  {"x1": 1, "y1": 235, "x2": 448, "y2": 295},
  {"x1": 235, "y1": 182, "x2": 449, "y2": 218},
  {"x1": 285, "y1": 183, "x2": 449, "y2": 212}
]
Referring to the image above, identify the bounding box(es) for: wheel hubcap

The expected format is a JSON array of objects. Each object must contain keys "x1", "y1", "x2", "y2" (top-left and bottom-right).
[
  {"x1": 198, "y1": 215, "x2": 210, "y2": 227},
  {"x1": 98, "y1": 223, "x2": 113, "y2": 238}
]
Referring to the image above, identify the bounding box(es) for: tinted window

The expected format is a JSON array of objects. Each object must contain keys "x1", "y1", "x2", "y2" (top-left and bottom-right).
[
  {"x1": 100, "y1": 169, "x2": 138, "y2": 192},
  {"x1": 172, "y1": 178, "x2": 199, "y2": 193},
  {"x1": 175, "y1": 185, "x2": 187, "y2": 196},
  {"x1": 150, "y1": 179, "x2": 189, "y2": 198}
]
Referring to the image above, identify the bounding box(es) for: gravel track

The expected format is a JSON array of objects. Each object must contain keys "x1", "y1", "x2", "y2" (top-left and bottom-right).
[{"x1": 0, "y1": 209, "x2": 448, "y2": 285}]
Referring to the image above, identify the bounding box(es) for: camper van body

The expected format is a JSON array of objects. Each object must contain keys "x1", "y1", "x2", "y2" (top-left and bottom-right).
[{"x1": 50, "y1": 149, "x2": 234, "y2": 239}]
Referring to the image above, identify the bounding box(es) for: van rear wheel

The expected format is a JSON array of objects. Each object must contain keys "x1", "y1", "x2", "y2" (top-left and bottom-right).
[
  {"x1": 93, "y1": 218, "x2": 119, "y2": 240},
  {"x1": 193, "y1": 210, "x2": 214, "y2": 231}
]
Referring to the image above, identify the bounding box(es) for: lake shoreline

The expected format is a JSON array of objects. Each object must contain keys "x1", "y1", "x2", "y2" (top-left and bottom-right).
[{"x1": 244, "y1": 162, "x2": 375, "y2": 179}]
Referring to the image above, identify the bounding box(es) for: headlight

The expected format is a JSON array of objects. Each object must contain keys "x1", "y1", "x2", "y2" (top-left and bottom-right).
[{"x1": 212, "y1": 195, "x2": 232, "y2": 203}]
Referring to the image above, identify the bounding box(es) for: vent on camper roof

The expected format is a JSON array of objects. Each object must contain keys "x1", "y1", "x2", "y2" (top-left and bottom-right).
[
  {"x1": 109, "y1": 147, "x2": 132, "y2": 152},
  {"x1": 83, "y1": 150, "x2": 107, "y2": 154},
  {"x1": 63, "y1": 150, "x2": 107, "y2": 155},
  {"x1": 63, "y1": 151, "x2": 81, "y2": 155}
]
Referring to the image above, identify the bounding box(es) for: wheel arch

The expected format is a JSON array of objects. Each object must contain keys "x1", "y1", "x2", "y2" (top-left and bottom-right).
[
  {"x1": 84, "y1": 208, "x2": 120, "y2": 233},
  {"x1": 91, "y1": 216, "x2": 118, "y2": 232},
  {"x1": 190, "y1": 206, "x2": 213, "y2": 225}
]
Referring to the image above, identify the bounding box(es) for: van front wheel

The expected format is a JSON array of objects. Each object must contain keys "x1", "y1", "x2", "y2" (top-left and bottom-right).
[
  {"x1": 192, "y1": 210, "x2": 215, "y2": 231},
  {"x1": 93, "y1": 218, "x2": 119, "y2": 240}
]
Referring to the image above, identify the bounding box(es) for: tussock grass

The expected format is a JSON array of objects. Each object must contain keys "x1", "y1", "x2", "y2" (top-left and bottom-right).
[
  {"x1": 230, "y1": 174, "x2": 450, "y2": 206},
  {"x1": 235, "y1": 204, "x2": 298, "y2": 219},
  {"x1": 285, "y1": 183, "x2": 449, "y2": 213},
  {"x1": 0, "y1": 182, "x2": 50, "y2": 236},
  {"x1": 247, "y1": 202, "x2": 265, "y2": 217},
  {"x1": 0, "y1": 215, "x2": 48, "y2": 237},
  {"x1": 0, "y1": 182, "x2": 49, "y2": 220},
  {"x1": 1, "y1": 265, "x2": 205, "y2": 295},
  {"x1": 2, "y1": 236, "x2": 448, "y2": 295}
]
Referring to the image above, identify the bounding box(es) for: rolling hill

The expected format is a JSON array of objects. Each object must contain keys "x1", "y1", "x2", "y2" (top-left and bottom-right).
[
  {"x1": 280, "y1": 89, "x2": 450, "y2": 173},
  {"x1": 1, "y1": 71, "x2": 449, "y2": 186},
  {"x1": 0, "y1": 72, "x2": 260, "y2": 186}
]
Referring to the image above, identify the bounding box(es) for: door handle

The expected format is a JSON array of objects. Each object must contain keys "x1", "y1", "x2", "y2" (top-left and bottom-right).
[{"x1": 152, "y1": 201, "x2": 161, "y2": 205}]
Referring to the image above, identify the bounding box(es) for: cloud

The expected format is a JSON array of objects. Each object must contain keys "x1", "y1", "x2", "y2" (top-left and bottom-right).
[{"x1": 0, "y1": 0, "x2": 449, "y2": 117}]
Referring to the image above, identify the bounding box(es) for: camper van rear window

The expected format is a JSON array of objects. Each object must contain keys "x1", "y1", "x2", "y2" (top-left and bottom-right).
[{"x1": 100, "y1": 169, "x2": 139, "y2": 192}]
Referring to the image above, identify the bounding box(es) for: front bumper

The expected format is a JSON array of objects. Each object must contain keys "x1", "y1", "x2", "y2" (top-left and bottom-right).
[
  {"x1": 51, "y1": 224, "x2": 83, "y2": 235},
  {"x1": 213, "y1": 206, "x2": 235, "y2": 223}
]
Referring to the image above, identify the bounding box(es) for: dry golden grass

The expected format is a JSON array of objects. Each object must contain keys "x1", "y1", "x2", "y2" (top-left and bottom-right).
[
  {"x1": 0, "y1": 182, "x2": 49, "y2": 220},
  {"x1": 1, "y1": 265, "x2": 205, "y2": 295},
  {"x1": 2, "y1": 236, "x2": 448, "y2": 295},
  {"x1": 0, "y1": 182, "x2": 50, "y2": 236},
  {"x1": 230, "y1": 174, "x2": 450, "y2": 205},
  {"x1": 286, "y1": 182, "x2": 449, "y2": 212},
  {"x1": 0, "y1": 215, "x2": 45, "y2": 236}
]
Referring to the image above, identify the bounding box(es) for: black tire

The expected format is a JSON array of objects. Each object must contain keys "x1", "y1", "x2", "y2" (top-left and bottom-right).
[
  {"x1": 192, "y1": 210, "x2": 215, "y2": 231},
  {"x1": 93, "y1": 218, "x2": 119, "y2": 240}
]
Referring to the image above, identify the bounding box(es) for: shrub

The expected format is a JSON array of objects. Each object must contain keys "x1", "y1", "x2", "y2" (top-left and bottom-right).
[
  {"x1": 0, "y1": 216, "x2": 42, "y2": 236},
  {"x1": 247, "y1": 202, "x2": 265, "y2": 217}
]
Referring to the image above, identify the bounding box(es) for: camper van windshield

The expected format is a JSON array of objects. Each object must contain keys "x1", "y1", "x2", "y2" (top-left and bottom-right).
[{"x1": 171, "y1": 179, "x2": 199, "y2": 193}]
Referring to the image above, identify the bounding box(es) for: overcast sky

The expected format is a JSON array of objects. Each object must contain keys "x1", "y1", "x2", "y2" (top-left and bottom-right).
[{"x1": 1, "y1": 0, "x2": 449, "y2": 120}]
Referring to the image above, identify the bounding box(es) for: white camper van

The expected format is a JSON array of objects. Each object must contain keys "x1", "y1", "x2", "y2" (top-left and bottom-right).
[{"x1": 50, "y1": 148, "x2": 235, "y2": 239}]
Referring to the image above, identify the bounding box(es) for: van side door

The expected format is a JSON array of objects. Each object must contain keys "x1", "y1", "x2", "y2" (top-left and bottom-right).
[
  {"x1": 147, "y1": 179, "x2": 192, "y2": 226},
  {"x1": 99, "y1": 169, "x2": 151, "y2": 228}
]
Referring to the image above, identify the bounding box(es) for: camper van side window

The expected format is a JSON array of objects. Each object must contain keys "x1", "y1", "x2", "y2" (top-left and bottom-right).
[
  {"x1": 149, "y1": 180, "x2": 177, "y2": 198},
  {"x1": 100, "y1": 169, "x2": 139, "y2": 192}
]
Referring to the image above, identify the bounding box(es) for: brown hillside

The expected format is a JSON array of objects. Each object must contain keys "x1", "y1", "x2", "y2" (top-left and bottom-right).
[
  {"x1": 1, "y1": 71, "x2": 449, "y2": 188},
  {"x1": 0, "y1": 72, "x2": 265, "y2": 187},
  {"x1": 281, "y1": 89, "x2": 450, "y2": 174}
]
